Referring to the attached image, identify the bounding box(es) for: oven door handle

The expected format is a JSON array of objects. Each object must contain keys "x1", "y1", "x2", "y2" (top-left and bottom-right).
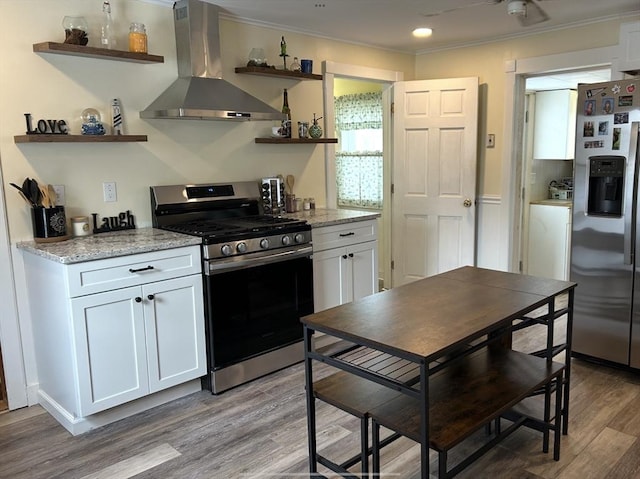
[{"x1": 205, "y1": 245, "x2": 313, "y2": 275}]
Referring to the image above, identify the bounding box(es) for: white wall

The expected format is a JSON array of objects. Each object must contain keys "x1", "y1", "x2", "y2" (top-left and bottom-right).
[{"x1": 0, "y1": 0, "x2": 415, "y2": 408}]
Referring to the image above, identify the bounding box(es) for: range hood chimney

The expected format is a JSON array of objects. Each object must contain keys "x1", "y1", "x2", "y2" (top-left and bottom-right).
[{"x1": 140, "y1": 0, "x2": 285, "y2": 121}]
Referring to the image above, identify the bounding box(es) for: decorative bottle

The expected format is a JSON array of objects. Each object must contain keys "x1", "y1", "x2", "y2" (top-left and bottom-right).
[
  {"x1": 309, "y1": 113, "x2": 323, "y2": 139},
  {"x1": 281, "y1": 89, "x2": 292, "y2": 138},
  {"x1": 100, "y1": 1, "x2": 116, "y2": 49}
]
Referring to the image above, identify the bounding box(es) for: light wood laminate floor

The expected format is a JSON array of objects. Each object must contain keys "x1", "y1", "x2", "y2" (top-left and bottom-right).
[{"x1": 1, "y1": 311, "x2": 639, "y2": 478}]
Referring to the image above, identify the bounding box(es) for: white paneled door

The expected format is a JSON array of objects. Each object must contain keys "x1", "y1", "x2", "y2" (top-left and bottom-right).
[{"x1": 392, "y1": 77, "x2": 479, "y2": 286}]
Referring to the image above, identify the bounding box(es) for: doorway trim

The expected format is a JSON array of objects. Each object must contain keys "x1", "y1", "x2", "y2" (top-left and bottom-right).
[
  {"x1": 0, "y1": 174, "x2": 28, "y2": 409},
  {"x1": 500, "y1": 46, "x2": 617, "y2": 272},
  {"x1": 322, "y1": 61, "x2": 403, "y2": 289}
]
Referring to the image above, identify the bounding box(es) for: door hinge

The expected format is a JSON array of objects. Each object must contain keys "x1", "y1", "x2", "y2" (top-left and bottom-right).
[
  {"x1": 391, "y1": 260, "x2": 395, "y2": 270},
  {"x1": 525, "y1": 110, "x2": 529, "y2": 123},
  {"x1": 391, "y1": 102, "x2": 395, "y2": 115},
  {"x1": 522, "y1": 187, "x2": 525, "y2": 200},
  {"x1": 391, "y1": 183, "x2": 395, "y2": 194},
  {"x1": 519, "y1": 260, "x2": 523, "y2": 273}
]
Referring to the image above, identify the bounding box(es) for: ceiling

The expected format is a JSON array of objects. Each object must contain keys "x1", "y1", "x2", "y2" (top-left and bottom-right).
[
  {"x1": 152, "y1": 0, "x2": 640, "y2": 54},
  {"x1": 525, "y1": 68, "x2": 611, "y2": 90}
]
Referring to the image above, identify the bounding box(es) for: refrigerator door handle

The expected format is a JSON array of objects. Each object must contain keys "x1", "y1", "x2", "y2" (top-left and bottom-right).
[{"x1": 627, "y1": 122, "x2": 640, "y2": 265}]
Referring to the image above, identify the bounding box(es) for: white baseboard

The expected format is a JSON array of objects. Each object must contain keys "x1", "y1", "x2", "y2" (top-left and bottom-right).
[{"x1": 37, "y1": 380, "x2": 203, "y2": 435}]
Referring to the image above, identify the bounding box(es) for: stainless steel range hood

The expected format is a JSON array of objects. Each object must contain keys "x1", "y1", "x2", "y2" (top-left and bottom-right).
[{"x1": 140, "y1": 0, "x2": 285, "y2": 121}]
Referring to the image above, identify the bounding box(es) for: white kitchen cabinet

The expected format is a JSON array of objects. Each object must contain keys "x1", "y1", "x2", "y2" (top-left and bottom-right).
[
  {"x1": 527, "y1": 204, "x2": 571, "y2": 281},
  {"x1": 533, "y1": 89, "x2": 577, "y2": 160},
  {"x1": 312, "y1": 220, "x2": 378, "y2": 313},
  {"x1": 23, "y1": 245, "x2": 206, "y2": 434},
  {"x1": 617, "y1": 21, "x2": 640, "y2": 75},
  {"x1": 71, "y1": 275, "x2": 205, "y2": 416}
]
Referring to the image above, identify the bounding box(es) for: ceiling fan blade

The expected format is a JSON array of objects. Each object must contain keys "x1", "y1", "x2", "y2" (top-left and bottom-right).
[
  {"x1": 422, "y1": 0, "x2": 500, "y2": 18},
  {"x1": 517, "y1": 0, "x2": 550, "y2": 27}
]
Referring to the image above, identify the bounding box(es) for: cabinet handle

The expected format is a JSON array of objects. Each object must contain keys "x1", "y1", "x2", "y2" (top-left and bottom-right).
[
  {"x1": 147, "y1": 294, "x2": 155, "y2": 301},
  {"x1": 342, "y1": 255, "x2": 348, "y2": 259},
  {"x1": 134, "y1": 297, "x2": 142, "y2": 303},
  {"x1": 129, "y1": 265, "x2": 155, "y2": 273},
  {"x1": 339, "y1": 232, "x2": 355, "y2": 237}
]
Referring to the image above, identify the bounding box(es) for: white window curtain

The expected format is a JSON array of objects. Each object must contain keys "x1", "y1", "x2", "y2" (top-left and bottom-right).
[{"x1": 334, "y1": 92, "x2": 383, "y2": 209}]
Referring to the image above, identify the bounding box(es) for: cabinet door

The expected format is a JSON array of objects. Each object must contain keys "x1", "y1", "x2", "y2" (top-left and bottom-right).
[
  {"x1": 313, "y1": 247, "x2": 349, "y2": 312},
  {"x1": 350, "y1": 240, "x2": 379, "y2": 302},
  {"x1": 71, "y1": 287, "x2": 149, "y2": 416},
  {"x1": 527, "y1": 205, "x2": 571, "y2": 281},
  {"x1": 532, "y1": 89, "x2": 577, "y2": 160},
  {"x1": 143, "y1": 275, "x2": 206, "y2": 393}
]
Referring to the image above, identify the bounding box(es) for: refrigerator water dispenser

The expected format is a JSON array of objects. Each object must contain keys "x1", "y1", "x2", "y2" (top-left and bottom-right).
[{"x1": 587, "y1": 155, "x2": 624, "y2": 217}]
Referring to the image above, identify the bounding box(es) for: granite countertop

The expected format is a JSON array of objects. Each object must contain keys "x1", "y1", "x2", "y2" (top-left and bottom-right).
[
  {"x1": 16, "y1": 209, "x2": 379, "y2": 265},
  {"x1": 530, "y1": 199, "x2": 573, "y2": 208},
  {"x1": 283, "y1": 207, "x2": 380, "y2": 227},
  {"x1": 16, "y1": 227, "x2": 201, "y2": 264}
]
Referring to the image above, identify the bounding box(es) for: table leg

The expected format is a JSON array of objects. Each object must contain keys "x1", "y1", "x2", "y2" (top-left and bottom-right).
[
  {"x1": 563, "y1": 288, "x2": 575, "y2": 435},
  {"x1": 304, "y1": 326, "x2": 319, "y2": 475},
  {"x1": 420, "y1": 362, "x2": 429, "y2": 479}
]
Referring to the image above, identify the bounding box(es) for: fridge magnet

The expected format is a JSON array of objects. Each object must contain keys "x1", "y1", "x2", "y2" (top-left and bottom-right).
[
  {"x1": 598, "y1": 121, "x2": 609, "y2": 136},
  {"x1": 602, "y1": 98, "x2": 614, "y2": 114},
  {"x1": 619, "y1": 95, "x2": 633, "y2": 107},
  {"x1": 611, "y1": 84, "x2": 621, "y2": 95},
  {"x1": 583, "y1": 121, "x2": 594, "y2": 137},
  {"x1": 626, "y1": 84, "x2": 635, "y2": 94},
  {"x1": 585, "y1": 87, "x2": 605, "y2": 98},
  {"x1": 584, "y1": 100, "x2": 595, "y2": 116},
  {"x1": 584, "y1": 140, "x2": 604, "y2": 149},
  {"x1": 612, "y1": 128, "x2": 621, "y2": 150},
  {"x1": 614, "y1": 112, "x2": 629, "y2": 125}
]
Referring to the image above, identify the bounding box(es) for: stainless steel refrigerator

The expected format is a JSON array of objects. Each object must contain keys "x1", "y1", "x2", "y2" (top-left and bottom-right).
[{"x1": 571, "y1": 78, "x2": 640, "y2": 369}]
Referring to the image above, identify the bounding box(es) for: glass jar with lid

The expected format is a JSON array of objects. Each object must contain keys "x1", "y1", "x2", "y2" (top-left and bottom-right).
[{"x1": 128, "y1": 22, "x2": 147, "y2": 53}]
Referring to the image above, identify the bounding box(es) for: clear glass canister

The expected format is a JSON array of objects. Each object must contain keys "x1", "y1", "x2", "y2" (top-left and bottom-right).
[{"x1": 129, "y1": 22, "x2": 147, "y2": 53}]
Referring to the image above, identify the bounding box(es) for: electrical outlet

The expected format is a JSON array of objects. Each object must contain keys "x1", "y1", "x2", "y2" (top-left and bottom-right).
[
  {"x1": 52, "y1": 185, "x2": 65, "y2": 206},
  {"x1": 103, "y1": 181, "x2": 117, "y2": 202},
  {"x1": 486, "y1": 134, "x2": 496, "y2": 148}
]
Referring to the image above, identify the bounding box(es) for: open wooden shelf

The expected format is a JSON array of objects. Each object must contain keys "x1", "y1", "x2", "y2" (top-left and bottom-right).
[
  {"x1": 14, "y1": 134, "x2": 148, "y2": 143},
  {"x1": 255, "y1": 137, "x2": 337, "y2": 144},
  {"x1": 33, "y1": 42, "x2": 164, "y2": 64},
  {"x1": 235, "y1": 66, "x2": 322, "y2": 81}
]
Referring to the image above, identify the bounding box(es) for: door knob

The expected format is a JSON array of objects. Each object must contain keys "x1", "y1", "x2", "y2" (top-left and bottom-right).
[{"x1": 463, "y1": 198, "x2": 473, "y2": 207}]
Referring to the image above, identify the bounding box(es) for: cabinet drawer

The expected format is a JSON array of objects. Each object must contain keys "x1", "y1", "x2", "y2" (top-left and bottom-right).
[
  {"x1": 312, "y1": 220, "x2": 378, "y2": 252},
  {"x1": 67, "y1": 246, "x2": 201, "y2": 297}
]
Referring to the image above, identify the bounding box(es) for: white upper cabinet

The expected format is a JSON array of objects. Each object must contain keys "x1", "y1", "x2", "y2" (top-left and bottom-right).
[
  {"x1": 533, "y1": 89, "x2": 577, "y2": 160},
  {"x1": 617, "y1": 21, "x2": 640, "y2": 75}
]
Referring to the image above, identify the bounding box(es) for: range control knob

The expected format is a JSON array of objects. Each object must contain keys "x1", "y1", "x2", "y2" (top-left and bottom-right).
[
  {"x1": 294, "y1": 233, "x2": 306, "y2": 244},
  {"x1": 236, "y1": 242, "x2": 247, "y2": 253},
  {"x1": 221, "y1": 244, "x2": 232, "y2": 256},
  {"x1": 281, "y1": 235, "x2": 291, "y2": 246},
  {"x1": 260, "y1": 238, "x2": 270, "y2": 249}
]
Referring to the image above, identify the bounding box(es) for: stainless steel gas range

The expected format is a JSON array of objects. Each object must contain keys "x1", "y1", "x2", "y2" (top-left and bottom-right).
[{"x1": 150, "y1": 182, "x2": 314, "y2": 393}]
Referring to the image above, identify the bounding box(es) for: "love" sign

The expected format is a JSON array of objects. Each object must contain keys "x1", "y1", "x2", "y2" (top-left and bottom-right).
[{"x1": 24, "y1": 113, "x2": 69, "y2": 135}]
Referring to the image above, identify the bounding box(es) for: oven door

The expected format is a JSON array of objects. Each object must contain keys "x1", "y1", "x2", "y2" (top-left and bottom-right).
[{"x1": 204, "y1": 245, "x2": 314, "y2": 370}]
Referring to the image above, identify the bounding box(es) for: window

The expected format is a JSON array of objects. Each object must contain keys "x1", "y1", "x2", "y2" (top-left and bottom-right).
[{"x1": 334, "y1": 92, "x2": 383, "y2": 209}]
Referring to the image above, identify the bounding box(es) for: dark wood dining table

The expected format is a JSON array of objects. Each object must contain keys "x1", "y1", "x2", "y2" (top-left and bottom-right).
[{"x1": 301, "y1": 266, "x2": 576, "y2": 478}]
